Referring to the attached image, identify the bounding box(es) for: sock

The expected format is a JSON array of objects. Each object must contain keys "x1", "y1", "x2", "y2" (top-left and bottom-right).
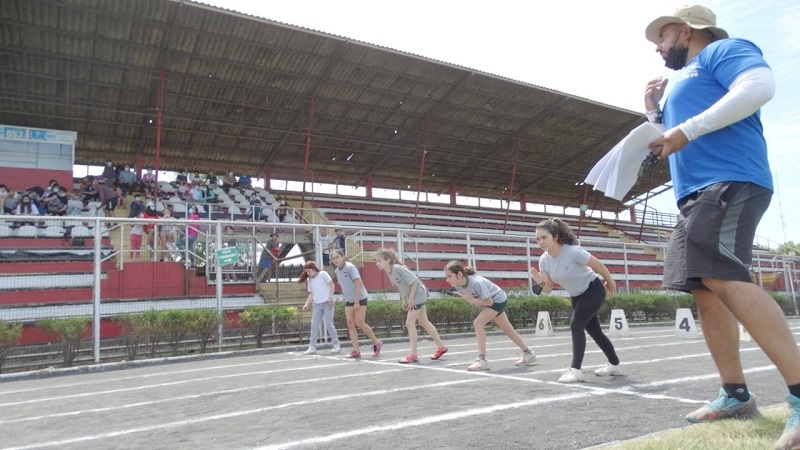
[
  {"x1": 788, "y1": 384, "x2": 800, "y2": 399},
  {"x1": 523, "y1": 349, "x2": 532, "y2": 355},
  {"x1": 723, "y1": 383, "x2": 750, "y2": 402},
  {"x1": 478, "y1": 355, "x2": 486, "y2": 360}
]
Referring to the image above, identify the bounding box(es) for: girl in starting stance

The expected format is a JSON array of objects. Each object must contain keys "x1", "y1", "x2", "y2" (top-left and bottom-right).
[
  {"x1": 444, "y1": 261, "x2": 536, "y2": 371},
  {"x1": 531, "y1": 218, "x2": 622, "y2": 383},
  {"x1": 374, "y1": 248, "x2": 448, "y2": 363},
  {"x1": 332, "y1": 248, "x2": 382, "y2": 359}
]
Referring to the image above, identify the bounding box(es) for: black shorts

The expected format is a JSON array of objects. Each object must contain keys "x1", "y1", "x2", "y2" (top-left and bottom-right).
[
  {"x1": 104, "y1": 198, "x2": 118, "y2": 211},
  {"x1": 663, "y1": 182, "x2": 771, "y2": 292},
  {"x1": 488, "y1": 300, "x2": 507, "y2": 314},
  {"x1": 322, "y1": 253, "x2": 331, "y2": 266},
  {"x1": 345, "y1": 298, "x2": 368, "y2": 307}
]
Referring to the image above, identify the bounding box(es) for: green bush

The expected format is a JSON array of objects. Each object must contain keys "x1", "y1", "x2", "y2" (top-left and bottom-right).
[
  {"x1": 161, "y1": 310, "x2": 191, "y2": 356},
  {"x1": 36, "y1": 317, "x2": 90, "y2": 367},
  {"x1": 426, "y1": 297, "x2": 477, "y2": 333},
  {"x1": 239, "y1": 306, "x2": 273, "y2": 348},
  {"x1": 0, "y1": 320, "x2": 23, "y2": 373},
  {"x1": 116, "y1": 313, "x2": 155, "y2": 361},
  {"x1": 186, "y1": 309, "x2": 221, "y2": 353},
  {"x1": 366, "y1": 300, "x2": 405, "y2": 337}
]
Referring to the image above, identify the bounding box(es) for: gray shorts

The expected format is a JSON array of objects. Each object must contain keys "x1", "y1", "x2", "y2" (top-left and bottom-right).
[{"x1": 663, "y1": 182, "x2": 771, "y2": 292}]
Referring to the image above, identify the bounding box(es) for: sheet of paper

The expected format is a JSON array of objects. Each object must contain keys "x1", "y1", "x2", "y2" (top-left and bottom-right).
[{"x1": 585, "y1": 122, "x2": 663, "y2": 201}]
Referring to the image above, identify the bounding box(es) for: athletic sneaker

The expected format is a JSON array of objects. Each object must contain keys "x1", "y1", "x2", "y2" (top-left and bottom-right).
[
  {"x1": 302, "y1": 347, "x2": 317, "y2": 355},
  {"x1": 431, "y1": 346, "x2": 448, "y2": 360},
  {"x1": 398, "y1": 354, "x2": 419, "y2": 364},
  {"x1": 331, "y1": 344, "x2": 341, "y2": 354},
  {"x1": 515, "y1": 352, "x2": 536, "y2": 366},
  {"x1": 594, "y1": 363, "x2": 623, "y2": 376},
  {"x1": 467, "y1": 358, "x2": 489, "y2": 371},
  {"x1": 345, "y1": 350, "x2": 361, "y2": 359},
  {"x1": 685, "y1": 388, "x2": 761, "y2": 423},
  {"x1": 558, "y1": 367, "x2": 584, "y2": 383},
  {"x1": 775, "y1": 393, "x2": 800, "y2": 449},
  {"x1": 372, "y1": 341, "x2": 383, "y2": 357}
]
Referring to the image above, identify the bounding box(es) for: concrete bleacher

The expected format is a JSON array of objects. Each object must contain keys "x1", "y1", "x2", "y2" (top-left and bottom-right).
[{"x1": 306, "y1": 195, "x2": 672, "y2": 293}]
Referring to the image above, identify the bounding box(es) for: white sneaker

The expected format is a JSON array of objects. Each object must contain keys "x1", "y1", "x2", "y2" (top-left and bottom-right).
[
  {"x1": 558, "y1": 367, "x2": 584, "y2": 383},
  {"x1": 303, "y1": 347, "x2": 317, "y2": 355},
  {"x1": 467, "y1": 358, "x2": 489, "y2": 371},
  {"x1": 594, "y1": 363, "x2": 623, "y2": 377},
  {"x1": 331, "y1": 344, "x2": 341, "y2": 354},
  {"x1": 516, "y1": 352, "x2": 536, "y2": 366}
]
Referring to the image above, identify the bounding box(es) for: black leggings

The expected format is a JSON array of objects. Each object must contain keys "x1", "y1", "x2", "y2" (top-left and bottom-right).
[{"x1": 570, "y1": 278, "x2": 620, "y2": 369}]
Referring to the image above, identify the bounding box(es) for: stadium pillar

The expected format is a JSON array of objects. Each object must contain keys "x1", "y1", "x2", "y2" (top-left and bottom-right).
[
  {"x1": 629, "y1": 205, "x2": 637, "y2": 223},
  {"x1": 449, "y1": 184, "x2": 456, "y2": 206},
  {"x1": 365, "y1": 175, "x2": 373, "y2": 199},
  {"x1": 519, "y1": 193, "x2": 527, "y2": 212},
  {"x1": 262, "y1": 164, "x2": 270, "y2": 189}
]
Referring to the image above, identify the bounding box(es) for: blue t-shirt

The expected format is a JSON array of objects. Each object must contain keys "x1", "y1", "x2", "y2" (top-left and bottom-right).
[{"x1": 663, "y1": 38, "x2": 772, "y2": 202}]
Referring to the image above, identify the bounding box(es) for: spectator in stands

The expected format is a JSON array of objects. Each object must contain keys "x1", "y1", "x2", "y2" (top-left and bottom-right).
[
  {"x1": 42, "y1": 179, "x2": 59, "y2": 198},
  {"x1": 206, "y1": 170, "x2": 219, "y2": 187},
  {"x1": 237, "y1": 171, "x2": 252, "y2": 189},
  {"x1": 374, "y1": 248, "x2": 447, "y2": 364},
  {"x1": 13, "y1": 193, "x2": 40, "y2": 226},
  {"x1": 175, "y1": 169, "x2": 188, "y2": 186},
  {"x1": 248, "y1": 192, "x2": 263, "y2": 221},
  {"x1": 176, "y1": 205, "x2": 200, "y2": 267},
  {"x1": 642, "y1": 7, "x2": 800, "y2": 445},
  {"x1": 27, "y1": 191, "x2": 44, "y2": 216},
  {"x1": 0, "y1": 185, "x2": 12, "y2": 215},
  {"x1": 158, "y1": 207, "x2": 177, "y2": 261},
  {"x1": 299, "y1": 260, "x2": 341, "y2": 355},
  {"x1": 142, "y1": 169, "x2": 156, "y2": 184},
  {"x1": 334, "y1": 229, "x2": 346, "y2": 253},
  {"x1": 223, "y1": 225, "x2": 238, "y2": 281},
  {"x1": 266, "y1": 232, "x2": 280, "y2": 259},
  {"x1": 531, "y1": 218, "x2": 621, "y2": 383},
  {"x1": 142, "y1": 203, "x2": 159, "y2": 253},
  {"x1": 80, "y1": 176, "x2": 98, "y2": 202},
  {"x1": 130, "y1": 213, "x2": 144, "y2": 261},
  {"x1": 44, "y1": 189, "x2": 68, "y2": 216},
  {"x1": 102, "y1": 160, "x2": 117, "y2": 186},
  {"x1": 128, "y1": 195, "x2": 144, "y2": 218},
  {"x1": 115, "y1": 186, "x2": 127, "y2": 209},
  {"x1": 118, "y1": 165, "x2": 138, "y2": 193},
  {"x1": 318, "y1": 228, "x2": 332, "y2": 266},
  {"x1": 94, "y1": 178, "x2": 118, "y2": 218},
  {"x1": 444, "y1": 261, "x2": 536, "y2": 371},
  {"x1": 41, "y1": 185, "x2": 61, "y2": 212},
  {"x1": 331, "y1": 248, "x2": 382, "y2": 359},
  {"x1": 188, "y1": 182, "x2": 204, "y2": 202},
  {"x1": 276, "y1": 199, "x2": 289, "y2": 223},
  {"x1": 191, "y1": 171, "x2": 202, "y2": 185},
  {"x1": 221, "y1": 171, "x2": 237, "y2": 192}
]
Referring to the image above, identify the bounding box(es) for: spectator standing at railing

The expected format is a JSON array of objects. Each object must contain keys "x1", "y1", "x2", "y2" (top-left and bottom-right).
[
  {"x1": 334, "y1": 229, "x2": 346, "y2": 254},
  {"x1": 94, "y1": 178, "x2": 118, "y2": 219},
  {"x1": 176, "y1": 205, "x2": 200, "y2": 267},
  {"x1": 130, "y1": 213, "x2": 144, "y2": 261},
  {"x1": 128, "y1": 195, "x2": 144, "y2": 218},
  {"x1": 374, "y1": 248, "x2": 447, "y2": 364},
  {"x1": 318, "y1": 228, "x2": 332, "y2": 266},
  {"x1": 300, "y1": 260, "x2": 341, "y2": 355},
  {"x1": 531, "y1": 218, "x2": 621, "y2": 383},
  {"x1": 276, "y1": 199, "x2": 288, "y2": 223},
  {"x1": 101, "y1": 160, "x2": 117, "y2": 186},
  {"x1": 444, "y1": 261, "x2": 536, "y2": 371},
  {"x1": 332, "y1": 248, "x2": 382, "y2": 359},
  {"x1": 158, "y1": 207, "x2": 177, "y2": 261}
]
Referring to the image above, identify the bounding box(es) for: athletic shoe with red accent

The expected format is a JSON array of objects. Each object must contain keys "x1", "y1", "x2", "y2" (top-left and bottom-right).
[
  {"x1": 372, "y1": 341, "x2": 382, "y2": 357},
  {"x1": 398, "y1": 354, "x2": 419, "y2": 364},
  {"x1": 345, "y1": 350, "x2": 361, "y2": 359},
  {"x1": 430, "y1": 346, "x2": 448, "y2": 360},
  {"x1": 686, "y1": 388, "x2": 761, "y2": 423}
]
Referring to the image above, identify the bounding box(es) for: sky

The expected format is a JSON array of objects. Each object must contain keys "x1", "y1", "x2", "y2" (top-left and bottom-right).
[{"x1": 202, "y1": 0, "x2": 800, "y2": 245}]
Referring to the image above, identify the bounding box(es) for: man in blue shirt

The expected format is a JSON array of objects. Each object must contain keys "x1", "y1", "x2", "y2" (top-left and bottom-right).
[{"x1": 643, "y1": 6, "x2": 800, "y2": 447}]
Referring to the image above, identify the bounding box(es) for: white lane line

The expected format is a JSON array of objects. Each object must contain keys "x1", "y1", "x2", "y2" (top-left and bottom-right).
[
  {"x1": 0, "y1": 368, "x2": 406, "y2": 425},
  {"x1": 1, "y1": 378, "x2": 484, "y2": 450},
  {"x1": 0, "y1": 362, "x2": 351, "y2": 407}
]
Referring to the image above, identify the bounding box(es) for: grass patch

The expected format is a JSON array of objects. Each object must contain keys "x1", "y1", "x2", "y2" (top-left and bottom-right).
[{"x1": 603, "y1": 406, "x2": 787, "y2": 449}]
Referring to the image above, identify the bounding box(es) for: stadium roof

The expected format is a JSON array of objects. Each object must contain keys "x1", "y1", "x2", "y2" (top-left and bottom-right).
[{"x1": 0, "y1": 0, "x2": 672, "y2": 212}]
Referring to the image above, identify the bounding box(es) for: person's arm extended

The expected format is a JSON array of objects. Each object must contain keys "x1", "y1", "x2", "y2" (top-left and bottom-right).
[{"x1": 587, "y1": 256, "x2": 617, "y2": 297}]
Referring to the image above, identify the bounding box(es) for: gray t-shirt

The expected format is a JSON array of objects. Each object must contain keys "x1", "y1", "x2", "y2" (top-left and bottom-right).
[
  {"x1": 456, "y1": 275, "x2": 507, "y2": 304},
  {"x1": 538, "y1": 244, "x2": 597, "y2": 297},
  {"x1": 335, "y1": 261, "x2": 368, "y2": 302},
  {"x1": 388, "y1": 264, "x2": 428, "y2": 305}
]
